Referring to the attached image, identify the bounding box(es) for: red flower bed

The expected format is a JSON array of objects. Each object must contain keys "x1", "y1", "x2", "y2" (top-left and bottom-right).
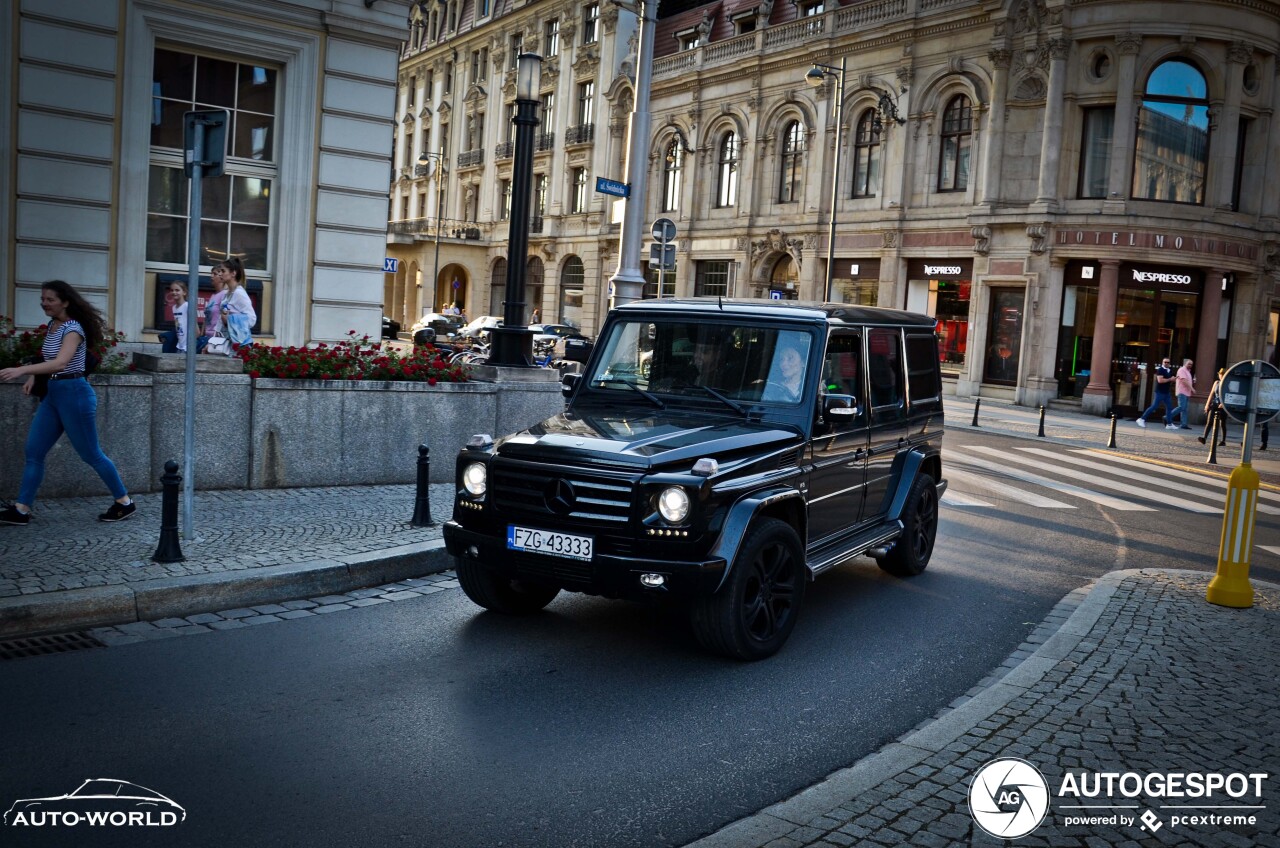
[
  {"x1": 237, "y1": 332, "x2": 469, "y2": 383},
  {"x1": 0, "y1": 316, "x2": 130, "y2": 372}
]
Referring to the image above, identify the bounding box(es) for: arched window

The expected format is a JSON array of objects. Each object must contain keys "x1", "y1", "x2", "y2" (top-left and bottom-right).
[
  {"x1": 851, "y1": 108, "x2": 881, "y2": 198},
  {"x1": 769, "y1": 255, "x2": 798, "y2": 299},
  {"x1": 489, "y1": 259, "x2": 507, "y2": 317},
  {"x1": 779, "y1": 120, "x2": 804, "y2": 203},
  {"x1": 662, "y1": 138, "x2": 683, "y2": 212},
  {"x1": 1132, "y1": 59, "x2": 1208, "y2": 204},
  {"x1": 560, "y1": 256, "x2": 585, "y2": 328},
  {"x1": 526, "y1": 256, "x2": 544, "y2": 323},
  {"x1": 937, "y1": 95, "x2": 972, "y2": 192},
  {"x1": 717, "y1": 131, "x2": 739, "y2": 208}
]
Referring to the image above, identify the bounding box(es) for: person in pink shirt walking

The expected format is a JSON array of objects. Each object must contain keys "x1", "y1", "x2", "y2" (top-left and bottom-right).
[{"x1": 1172, "y1": 358, "x2": 1195, "y2": 429}]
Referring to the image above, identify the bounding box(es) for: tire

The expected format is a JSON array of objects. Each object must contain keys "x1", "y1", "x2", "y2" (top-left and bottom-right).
[
  {"x1": 690, "y1": 518, "x2": 806, "y2": 660},
  {"x1": 877, "y1": 473, "x2": 939, "y2": 577},
  {"x1": 455, "y1": 557, "x2": 560, "y2": 614}
]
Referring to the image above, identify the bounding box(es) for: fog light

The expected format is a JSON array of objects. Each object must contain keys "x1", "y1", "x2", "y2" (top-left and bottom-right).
[{"x1": 639, "y1": 573, "x2": 666, "y2": 588}]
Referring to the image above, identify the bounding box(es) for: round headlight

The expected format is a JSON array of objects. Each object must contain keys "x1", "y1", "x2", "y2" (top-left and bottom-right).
[
  {"x1": 462, "y1": 462, "x2": 487, "y2": 496},
  {"x1": 657, "y1": 486, "x2": 690, "y2": 523}
]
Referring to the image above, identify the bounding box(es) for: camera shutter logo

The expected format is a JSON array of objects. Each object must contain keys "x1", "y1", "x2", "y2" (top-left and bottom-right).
[{"x1": 969, "y1": 758, "x2": 1050, "y2": 839}]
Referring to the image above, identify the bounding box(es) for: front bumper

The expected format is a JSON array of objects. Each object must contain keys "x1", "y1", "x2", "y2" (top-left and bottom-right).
[{"x1": 443, "y1": 520, "x2": 727, "y2": 599}]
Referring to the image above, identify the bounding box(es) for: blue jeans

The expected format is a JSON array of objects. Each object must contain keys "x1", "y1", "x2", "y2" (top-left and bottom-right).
[
  {"x1": 160, "y1": 330, "x2": 179, "y2": 352},
  {"x1": 1173, "y1": 393, "x2": 1190, "y2": 426},
  {"x1": 1141, "y1": 391, "x2": 1174, "y2": 425},
  {"x1": 18, "y1": 378, "x2": 128, "y2": 506}
]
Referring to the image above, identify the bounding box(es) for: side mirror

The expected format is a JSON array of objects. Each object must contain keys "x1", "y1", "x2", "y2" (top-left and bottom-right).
[
  {"x1": 561, "y1": 372, "x2": 582, "y2": 398},
  {"x1": 823, "y1": 393, "x2": 860, "y2": 419}
]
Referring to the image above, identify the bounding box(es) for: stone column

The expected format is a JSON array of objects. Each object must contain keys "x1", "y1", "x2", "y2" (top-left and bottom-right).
[
  {"x1": 980, "y1": 49, "x2": 1011, "y2": 207},
  {"x1": 1033, "y1": 37, "x2": 1070, "y2": 209},
  {"x1": 1194, "y1": 268, "x2": 1226, "y2": 402},
  {"x1": 1105, "y1": 34, "x2": 1141, "y2": 210},
  {"x1": 1213, "y1": 43, "x2": 1251, "y2": 211},
  {"x1": 1083, "y1": 259, "x2": 1120, "y2": 414}
]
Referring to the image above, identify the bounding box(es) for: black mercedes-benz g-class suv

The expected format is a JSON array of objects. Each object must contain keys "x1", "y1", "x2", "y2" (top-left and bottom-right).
[{"x1": 443, "y1": 299, "x2": 946, "y2": 659}]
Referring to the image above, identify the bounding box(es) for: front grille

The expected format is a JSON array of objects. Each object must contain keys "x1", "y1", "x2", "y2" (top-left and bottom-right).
[{"x1": 492, "y1": 461, "x2": 636, "y2": 525}]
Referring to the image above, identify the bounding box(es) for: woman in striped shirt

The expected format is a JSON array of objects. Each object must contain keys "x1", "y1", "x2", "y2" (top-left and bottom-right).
[{"x1": 0, "y1": 280, "x2": 135, "y2": 525}]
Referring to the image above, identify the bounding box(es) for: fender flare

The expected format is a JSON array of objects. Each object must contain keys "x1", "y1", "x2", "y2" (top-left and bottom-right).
[
  {"x1": 707, "y1": 486, "x2": 806, "y2": 593},
  {"x1": 885, "y1": 448, "x2": 937, "y2": 522}
]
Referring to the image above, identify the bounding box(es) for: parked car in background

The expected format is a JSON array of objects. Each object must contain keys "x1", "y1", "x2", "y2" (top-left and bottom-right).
[
  {"x1": 381, "y1": 315, "x2": 401, "y2": 340},
  {"x1": 530, "y1": 323, "x2": 590, "y2": 359},
  {"x1": 411, "y1": 312, "x2": 464, "y2": 346},
  {"x1": 457, "y1": 315, "x2": 503, "y2": 340}
]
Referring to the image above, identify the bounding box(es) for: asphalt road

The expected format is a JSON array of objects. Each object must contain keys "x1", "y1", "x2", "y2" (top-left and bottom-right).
[{"x1": 2, "y1": 429, "x2": 1273, "y2": 848}]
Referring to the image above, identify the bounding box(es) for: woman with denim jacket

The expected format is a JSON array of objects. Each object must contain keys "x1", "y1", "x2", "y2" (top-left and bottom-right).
[
  {"x1": 218, "y1": 257, "x2": 256, "y2": 352},
  {"x1": 0, "y1": 280, "x2": 135, "y2": 525}
]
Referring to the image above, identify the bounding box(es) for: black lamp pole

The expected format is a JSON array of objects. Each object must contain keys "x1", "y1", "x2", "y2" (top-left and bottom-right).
[{"x1": 489, "y1": 53, "x2": 542, "y2": 367}]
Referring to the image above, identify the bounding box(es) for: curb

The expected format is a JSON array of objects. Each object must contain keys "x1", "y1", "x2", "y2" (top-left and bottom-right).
[
  {"x1": 683, "y1": 568, "x2": 1280, "y2": 848},
  {"x1": 0, "y1": 539, "x2": 453, "y2": 640}
]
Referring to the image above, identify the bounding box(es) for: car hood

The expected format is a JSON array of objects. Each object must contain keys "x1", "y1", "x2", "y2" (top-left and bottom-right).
[{"x1": 493, "y1": 408, "x2": 802, "y2": 470}]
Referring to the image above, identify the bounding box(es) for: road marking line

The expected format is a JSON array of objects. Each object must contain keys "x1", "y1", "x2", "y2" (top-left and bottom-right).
[
  {"x1": 948, "y1": 450, "x2": 1155, "y2": 511},
  {"x1": 1014, "y1": 448, "x2": 1219, "y2": 514},
  {"x1": 1073, "y1": 449, "x2": 1280, "y2": 512},
  {"x1": 1258, "y1": 545, "x2": 1280, "y2": 558},
  {"x1": 945, "y1": 468, "x2": 1076, "y2": 508},
  {"x1": 941, "y1": 492, "x2": 996, "y2": 507}
]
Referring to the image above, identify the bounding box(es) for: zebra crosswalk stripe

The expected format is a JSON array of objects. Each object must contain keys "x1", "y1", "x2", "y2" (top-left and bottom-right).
[
  {"x1": 1073, "y1": 449, "x2": 1280, "y2": 514},
  {"x1": 944, "y1": 468, "x2": 1076, "y2": 509},
  {"x1": 1012, "y1": 447, "x2": 1220, "y2": 514},
  {"x1": 947, "y1": 451, "x2": 1154, "y2": 511}
]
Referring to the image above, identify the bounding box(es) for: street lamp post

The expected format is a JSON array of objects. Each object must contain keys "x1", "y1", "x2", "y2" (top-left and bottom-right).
[
  {"x1": 417, "y1": 147, "x2": 446, "y2": 312},
  {"x1": 488, "y1": 53, "x2": 542, "y2": 367},
  {"x1": 608, "y1": 0, "x2": 658, "y2": 309},
  {"x1": 805, "y1": 62, "x2": 906, "y2": 303},
  {"x1": 806, "y1": 58, "x2": 846, "y2": 304}
]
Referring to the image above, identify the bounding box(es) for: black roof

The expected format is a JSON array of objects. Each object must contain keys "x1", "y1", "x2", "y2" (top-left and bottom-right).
[{"x1": 612, "y1": 298, "x2": 937, "y2": 329}]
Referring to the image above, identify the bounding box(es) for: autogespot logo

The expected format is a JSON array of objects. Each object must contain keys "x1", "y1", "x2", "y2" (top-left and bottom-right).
[{"x1": 969, "y1": 758, "x2": 1050, "y2": 839}]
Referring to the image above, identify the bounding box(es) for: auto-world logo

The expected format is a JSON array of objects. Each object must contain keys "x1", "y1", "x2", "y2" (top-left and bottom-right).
[
  {"x1": 4, "y1": 779, "x2": 185, "y2": 828},
  {"x1": 968, "y1": 758, "x2": 1051, "y2": 839}
]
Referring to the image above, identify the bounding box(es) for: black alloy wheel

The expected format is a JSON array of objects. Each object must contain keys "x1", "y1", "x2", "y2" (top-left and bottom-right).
[
  {"x1": 691, "y1": 518, "x2": 806, "y2": 660},
  {"x1": 877, "y1": 473, "x2": 938, "y2": 577}
]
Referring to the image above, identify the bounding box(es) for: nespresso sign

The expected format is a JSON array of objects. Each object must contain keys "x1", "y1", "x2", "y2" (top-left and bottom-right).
[
  {"x1": 925, "y1": 264, "x2": 963, "y2": 276},
  {"x1": 909, "y1": 259, "x2": 972, "y2": 279},
  {"x1": 1056, "y1": 229, "x2": 1258, "y2": 260},
  {"x1": 1133, "y1": 269, "x2": 1192, "y2": 285}
]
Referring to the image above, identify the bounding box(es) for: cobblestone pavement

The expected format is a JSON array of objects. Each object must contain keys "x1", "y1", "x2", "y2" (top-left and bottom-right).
[
  {"x1": 689, "y1": 570, "x2": 1280, "y2": 848},
  {"x1": 0, "y1": 483, "x2": 454, "y2": 598},
  {"x1": 84, "y1": 569, "x2": 461, "y2": 646}
]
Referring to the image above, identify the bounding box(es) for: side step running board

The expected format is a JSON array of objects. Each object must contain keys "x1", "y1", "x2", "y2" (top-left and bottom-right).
[{"x1": 806, "y1": 521, "x2": 903, "y2": 579}]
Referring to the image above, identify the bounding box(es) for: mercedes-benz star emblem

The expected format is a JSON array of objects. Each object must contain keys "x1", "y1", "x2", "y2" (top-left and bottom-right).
[{"x1": 545, "y1": 478, "x2": 576, "y2": 514}]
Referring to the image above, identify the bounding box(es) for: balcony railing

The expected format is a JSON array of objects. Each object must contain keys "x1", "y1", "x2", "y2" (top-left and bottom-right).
[
  {"x1": 565, "y1": 124, "x2": 595, "y2": 145},
  {"x1": 457, "y1": 149, "x2": 484, "y2": 168},
  {"x1": 536, "y1": 132, "x2": 556, "y2": 151},
  {"x1": 495, "y1": 141, "x2": 514, "y2": 160},
  {"x1": 414, "y1": 164, "x2": 430, "y2": 177},
  {"x1": 388, "y1": 217, "x2": 489, "y2": 240}
]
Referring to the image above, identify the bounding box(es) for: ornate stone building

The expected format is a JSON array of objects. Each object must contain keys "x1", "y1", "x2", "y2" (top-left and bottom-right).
[
  {"x1": 390, "y1": 0, "x2": 1280, "y2": 415},
  {"x1": 2, "y1": 0, "x2": 408, "y2": 345}
]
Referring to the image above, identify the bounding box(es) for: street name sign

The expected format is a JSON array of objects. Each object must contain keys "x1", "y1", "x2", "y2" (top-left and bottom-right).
[
  {"x1": 596, "y1": 177, "x2": 630, "y2": 198},
  {"x1": 384, "y1": 258, "x2": 399, "y2": 273}
]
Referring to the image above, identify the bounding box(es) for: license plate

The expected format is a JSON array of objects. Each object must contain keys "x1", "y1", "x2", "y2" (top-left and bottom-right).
[{"x1": 507, "y1": 525, "x2": 594, "y2": 561}]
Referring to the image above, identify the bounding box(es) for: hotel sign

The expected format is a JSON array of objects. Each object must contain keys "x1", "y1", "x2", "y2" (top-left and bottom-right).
[{"x1": 1056, "y1": 229, "x2": 1258, "y2": 260}]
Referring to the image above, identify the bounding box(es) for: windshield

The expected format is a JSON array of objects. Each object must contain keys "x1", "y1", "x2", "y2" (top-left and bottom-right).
[{"x1": 587, "y1": 319, "x2": 812, "y2": 405}]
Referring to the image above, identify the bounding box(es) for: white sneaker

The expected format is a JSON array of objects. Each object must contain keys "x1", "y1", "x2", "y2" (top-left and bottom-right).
[
  {"x1": 1136, "y1": 418, "x2": 1146, "y2": 428},
  {"x1": 1166, "y1": 424, "x2": 1178, "y2": 429}
]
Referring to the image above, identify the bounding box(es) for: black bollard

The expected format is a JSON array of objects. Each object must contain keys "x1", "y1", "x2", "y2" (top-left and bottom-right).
[
  {"x1": 152, "y1": 460, "x2": 185, "y2": 563},
  {"x1": 971, "y1": 398, "x2": 981, "y2": 428},
  {"x1": 1038, "y1": 405, "x2": 1046, "y2": 438},
  {"x1": 411, "y1": 443, "x2": 434, "y2": 526},
  {"x1": 1107, "y1": 413, "x2": 1118, "y2": 449},
  {"x1": 1207, "y1": 416, "x2": 1220, "y2": 465}
]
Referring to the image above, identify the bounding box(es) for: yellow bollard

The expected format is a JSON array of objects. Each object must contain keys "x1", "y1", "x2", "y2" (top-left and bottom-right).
[{"x1": 1207, "y1": 461, "x2": 1258, "y2": 608}]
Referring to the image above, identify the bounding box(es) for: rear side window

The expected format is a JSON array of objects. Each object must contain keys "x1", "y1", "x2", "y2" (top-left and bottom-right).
[
  {"x1": 866, "y1": 329, "x2": 905, "y2": 414},
  {"x1": 905, "y1": 333, "x2": 941, "y2": 409}
]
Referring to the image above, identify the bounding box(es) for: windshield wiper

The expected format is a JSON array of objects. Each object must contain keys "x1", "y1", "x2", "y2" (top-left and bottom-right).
[
  {"x1": 689, "y1": 385, "x2": 749, "y2": 416},
  {"x1": 594, "y1": 378, "x2": 665, "y2": 409}
]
